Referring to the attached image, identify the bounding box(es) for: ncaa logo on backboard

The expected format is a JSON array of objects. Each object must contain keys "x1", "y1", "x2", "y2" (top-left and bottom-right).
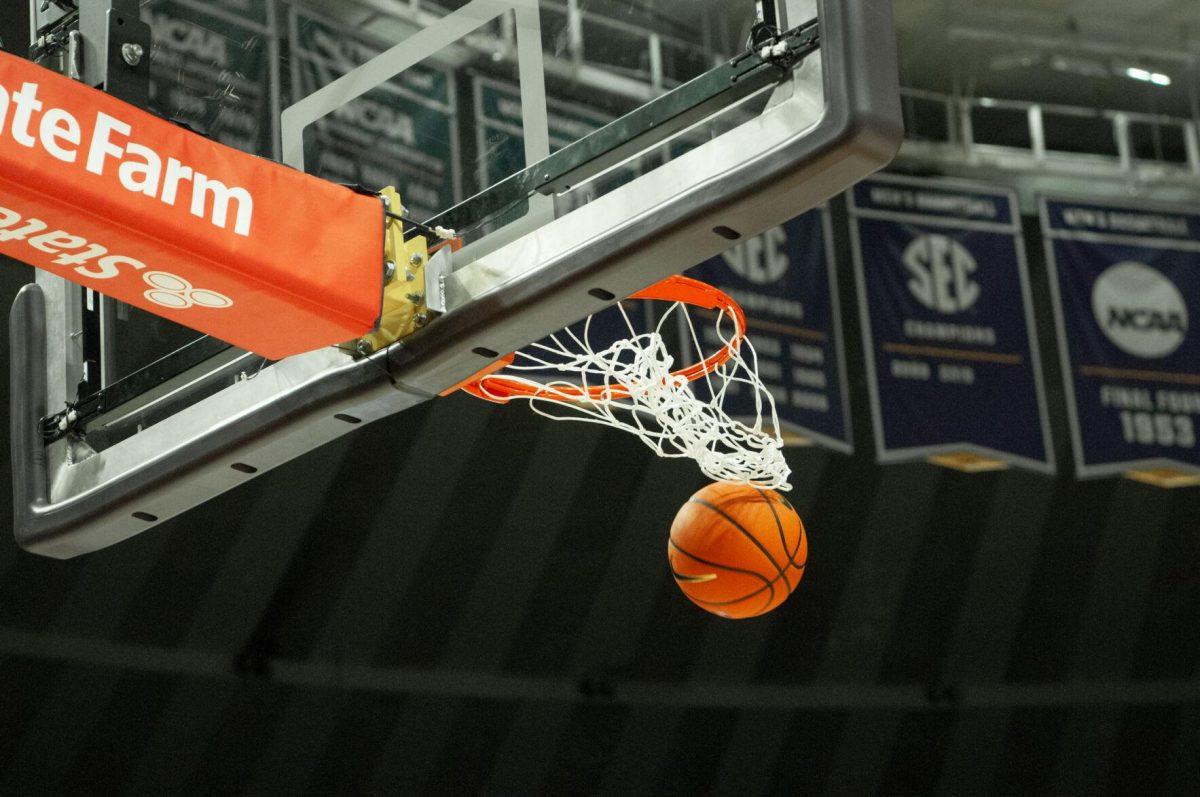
[
  {"x1": 902, "y1": 234, "x2": 980, "y2": 314},
  {"x1": 1092, "y1": 262, "x2": 1187, "y2": 359}
]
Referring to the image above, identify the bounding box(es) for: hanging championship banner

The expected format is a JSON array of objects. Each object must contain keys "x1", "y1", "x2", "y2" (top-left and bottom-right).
[
  {"x1": 1043, "y1": 197, "x2": 1200, "y2": 483},
  {"x1": 473, "y1": 75, "x2": 630, "y2": 223},
  {"x1": 686, "y1": 208, "x2": 852, "y2": 451},
  {"x1": 849, "y1": 175, "x2": 1054, "y2": 472},
  {"x1": 474, "y1": 76, "x2": 611, "y2": 187},
  {"x1": 144, "y1": 0, "x2": 273, "y2": 156},
  {"x1": 289, "y1": 7, "x2": 459, "y2": 221}
]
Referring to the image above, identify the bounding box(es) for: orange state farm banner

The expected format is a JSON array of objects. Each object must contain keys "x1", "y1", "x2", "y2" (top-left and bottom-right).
[{"x1": 0, "y1": 50, "x2": 382, "y2": 360}]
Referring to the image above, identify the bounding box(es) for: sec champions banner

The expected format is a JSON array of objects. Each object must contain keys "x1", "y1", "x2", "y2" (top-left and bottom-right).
[
  {"x1": 1043, "y1": 197, "x2": 1200, "y2": 478},
  {"x1": 849, "y1": 175, "x2": 1054, "y2": 471},
  {"x1": 686, "y1": 208, "x2": 852, "y2": 452}
]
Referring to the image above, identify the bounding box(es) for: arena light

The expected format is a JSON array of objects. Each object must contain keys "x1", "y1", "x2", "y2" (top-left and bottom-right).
[{"x1": 1125, "y1": 66, "x2": 1172, "y2": 86}]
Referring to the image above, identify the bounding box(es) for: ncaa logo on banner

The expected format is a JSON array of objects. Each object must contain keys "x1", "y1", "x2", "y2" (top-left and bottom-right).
[
  {"x1": 902, "y1": 234, "x2": 980, "y2": 314},
  {"x1": 1091, "y1": 262, "x2": 1188, "y2": 358}
]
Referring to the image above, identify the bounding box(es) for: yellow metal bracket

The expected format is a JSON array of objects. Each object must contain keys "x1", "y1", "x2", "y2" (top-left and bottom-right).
[{"x1": 354, "y1": 187, "x2": 434, "y2": 355}]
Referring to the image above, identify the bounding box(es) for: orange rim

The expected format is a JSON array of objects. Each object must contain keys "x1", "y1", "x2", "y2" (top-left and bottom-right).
[{"x1": 460, "y1": 275, "x2": 747, "y2": 404}]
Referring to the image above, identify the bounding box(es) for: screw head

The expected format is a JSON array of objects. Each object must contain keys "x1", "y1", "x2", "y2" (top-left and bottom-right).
[
  {"x1": 356, "y1": 340, "x2": 373, "y2": 356},
  {"x1": 415, "y1": 313, "x2": 429, "y2": 327},
  {"x1": 409, "y1": 252, "x2": 423, "y2": 266},
  {"x1": 405, "y1": 268, "x2": 415, "y2": 282},
  {"x1": 384, "y1": 260, "x2": 396, "y2": 282},
  {"x1": 121, "y1": 42, "x2": 144, "y2": 66}
]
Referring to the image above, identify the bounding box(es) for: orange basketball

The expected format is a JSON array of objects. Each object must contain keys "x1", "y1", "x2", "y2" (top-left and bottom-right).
[{"x1": 668, "y1": 482, "x2": 807, "y2": 619}]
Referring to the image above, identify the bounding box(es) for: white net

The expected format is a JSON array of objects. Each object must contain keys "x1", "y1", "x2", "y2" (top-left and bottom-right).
[{"x1": 471, "y1": 300, "x2": 792, "y2": 491}]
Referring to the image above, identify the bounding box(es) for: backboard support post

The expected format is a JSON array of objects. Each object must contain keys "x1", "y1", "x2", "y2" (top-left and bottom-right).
[{"x1": 27, "y1": 0, "x2": 152, "y2": 400}]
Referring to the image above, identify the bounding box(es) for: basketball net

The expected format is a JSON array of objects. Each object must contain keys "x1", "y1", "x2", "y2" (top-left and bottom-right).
[{"x1": 462, "y1": 276, "x2": 792, "y2": 490}]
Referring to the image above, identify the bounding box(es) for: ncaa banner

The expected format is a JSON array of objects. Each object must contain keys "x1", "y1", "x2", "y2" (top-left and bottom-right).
[
  {"x1": 144, "y1": 0, "x2": 274, "y2": 157},
  {"x1": 849, "y1": 175, "x2": 1054, "y2": 472},
  {"x1": 473, "y1": 76, "x2": 643, "y2": 218},
  {"x1": 0, "y1": 50, "x2": 382, "y2": 359},
  {"x1": 686, "y1": 208, "x2": 852, "y2": 452},
  {"x1": 1043, "y1": 197, "x2": 1200, "y2": 479},
  {"x1": 289, "y1": 6, "x2": 459, "y2": 221},
  {"x1": 474, "y1": 76, "x2": 612, "y2": 188}
]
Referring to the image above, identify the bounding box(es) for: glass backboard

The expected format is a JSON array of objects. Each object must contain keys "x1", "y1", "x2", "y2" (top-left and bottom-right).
[{"x1": 10, "y1": 0, "x2": 901, "y2": 556}]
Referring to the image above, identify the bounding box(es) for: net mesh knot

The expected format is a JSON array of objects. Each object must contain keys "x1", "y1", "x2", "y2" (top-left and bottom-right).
[{"x1": 475, "y1": 303, "x2": 792, "y2": 491}]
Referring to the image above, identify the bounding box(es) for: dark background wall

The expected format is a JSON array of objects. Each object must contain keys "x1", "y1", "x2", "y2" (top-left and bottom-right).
[
  {"x1": 0, "y1": 3, "x2": 29, "y2": 58},
  {"x1": 2, "y1": 193, "x2": 1199, "y2": 793}
]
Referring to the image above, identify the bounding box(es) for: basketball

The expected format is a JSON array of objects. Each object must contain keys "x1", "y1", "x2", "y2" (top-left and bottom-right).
[{"x1": 668, "y1": 482, "x2": 807, "y2": 619}]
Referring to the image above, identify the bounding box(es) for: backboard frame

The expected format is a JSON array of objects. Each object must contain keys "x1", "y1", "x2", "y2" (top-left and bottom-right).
[{"x1": 11, "y1": 0, "x2": 902, "y2": 557}]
